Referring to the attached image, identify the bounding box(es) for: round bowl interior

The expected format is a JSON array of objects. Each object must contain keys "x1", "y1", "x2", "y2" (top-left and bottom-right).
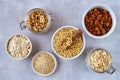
[
  {"x1": 82, "y1": 4, "x2": 116, "y2": 39},
  {"x1": 51, "y1": 25, "x2": 86, "y2": 60},
  {"x1": 31, "y1": 51, "x2": 57, "y2": 76},
  {"x1": 5, "y1": 34, "x2": 32, "y2": 60}
]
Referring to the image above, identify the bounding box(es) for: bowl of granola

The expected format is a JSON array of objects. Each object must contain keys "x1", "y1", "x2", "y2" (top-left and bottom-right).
[
  {"x1": 20, "y1": 8, "x2": 53, "y2": 33},
  {"x1": 51, "y1": 26, "x2": 86, "y2": 60}
]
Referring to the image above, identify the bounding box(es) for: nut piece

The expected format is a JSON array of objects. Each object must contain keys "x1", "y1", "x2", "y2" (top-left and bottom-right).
[
  {"x1": 90, "y1": 49, "x2": 111, "y2": 72},
  {"x1": 6, "y1": 34, "x2": 31, "y2": 60},
  {"x1": 27, "y1": 9, "x2": 48, "y2": 32},
  {"x1": 33, "y1": 52, "x2": 55, "y2": 75}
]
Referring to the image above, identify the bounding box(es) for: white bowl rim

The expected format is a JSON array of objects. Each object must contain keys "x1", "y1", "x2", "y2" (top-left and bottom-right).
[
  {"x1": 51, "y1": 25, "x2": 86, "y2": 60},
  {"x1": 82, "y1": 4, "x2": 116, "y2": 39},
  {"x1": 31, "y1": 51, "x2": 57, "y2": 76},
  {"x1": 5, "y1": 34, "x2": 32, "y2": 60}
]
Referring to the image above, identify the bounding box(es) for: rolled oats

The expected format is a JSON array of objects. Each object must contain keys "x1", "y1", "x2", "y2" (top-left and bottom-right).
[{"x1": 6, "y1": 34, "x2": 32, "y2": 60}]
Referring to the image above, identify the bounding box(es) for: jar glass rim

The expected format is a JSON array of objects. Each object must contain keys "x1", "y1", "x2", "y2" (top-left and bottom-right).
[{"x1": 86, "y1": 48, "x2": 112, "y2": 73}]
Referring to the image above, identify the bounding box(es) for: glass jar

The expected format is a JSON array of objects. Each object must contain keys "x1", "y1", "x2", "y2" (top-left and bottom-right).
[
  {"x1": 20, "y1": 8, "x2": 53, "y2": 33},
  {"x1": 86, "y1": 48, "x2": 116, "y2": 74}
]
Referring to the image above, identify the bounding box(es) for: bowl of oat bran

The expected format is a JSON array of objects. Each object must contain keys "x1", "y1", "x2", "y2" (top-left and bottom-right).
[
  {"x1": 51, "y1": 26, "x2": 86, "y2": 60},
  {"x1": 82, "y1": 4, "x2": 116, "y2": 38},
  {"x1": 31, "y1": 51, "x2": 57, "y2": 76},
  {"x1": 5, "y1": 34, "x2": 32, "y2": 60}
]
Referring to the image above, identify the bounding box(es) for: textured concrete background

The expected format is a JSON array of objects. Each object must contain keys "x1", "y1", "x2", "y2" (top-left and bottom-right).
[{"x1": 0, "y1": 0, "x2": 120, "y2": 80}]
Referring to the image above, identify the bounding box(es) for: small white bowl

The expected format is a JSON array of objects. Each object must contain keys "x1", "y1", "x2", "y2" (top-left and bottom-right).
[
  {"x1": 31, "y1": 51, "x2": 57, "y2": 76},
  {"x1": 20, "y1": 8, "x2": 53, "y2": 33},
  {"x1": 51, "y1": 25, "x2": 86, "y2": 60},
  {"x1": 82, "y1": 4, "x2": 116, "y2": 39},
  {"x1": 5, "y1": 34, "x2": 32, "y2": 60}
]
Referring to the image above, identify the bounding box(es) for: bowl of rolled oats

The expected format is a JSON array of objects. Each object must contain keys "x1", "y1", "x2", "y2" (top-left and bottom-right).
[
  {"x1": 86, "y1": 48, "x2": 113, "y2": 73},
  {"x1": 31, "y1": 51, "x2": 57, "y2": 76},
  {"x1": 20, "y1": 8, "x2": 52, "y2": 33},
  {"x1": 51, "y1": 26, "x2": 86, "y2": 60},
  {"x1": 5, "y1": 34, "x2": 32, "y2": 60}
]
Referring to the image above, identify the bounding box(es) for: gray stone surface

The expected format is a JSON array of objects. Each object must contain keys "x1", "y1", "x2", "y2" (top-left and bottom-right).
[{"x1": 0, "y1": 0, "x2": 120, "y2": 80}]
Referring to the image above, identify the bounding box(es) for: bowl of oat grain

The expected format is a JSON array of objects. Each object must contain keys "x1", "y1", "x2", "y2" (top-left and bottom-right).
[
  {"x1": 5, "y1": 34, "x2": 32, "y2": 60},
  {"x1": 31, "y1": 51, "x2": 57, "y2": 76},
  {"x1": 51, "y1": 26, "x2": 86, "y2": 60}
]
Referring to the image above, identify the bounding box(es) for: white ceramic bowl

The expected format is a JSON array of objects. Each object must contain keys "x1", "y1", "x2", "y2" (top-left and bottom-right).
[
  {"x1": 20, "y1": 8, "x2": 53, "y2": 33},
  {"x1": 51, "y1": 26, "x2": 86, "y2": 60},
  {"x1": 5, "y1": 34, "x2": 32, "y2": 60},
  {"x1": 82, "y1": 4, "x2": 116, "y2": 39},
  {"x1": 31, "y1": 51, "x2": 57, "y2": 76}
]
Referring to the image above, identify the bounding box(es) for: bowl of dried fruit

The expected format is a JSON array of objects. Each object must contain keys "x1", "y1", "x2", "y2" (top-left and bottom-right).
[
  {"x1": 5, "y1": 34, "x2": 32, "y2": 60},
  {"x1": 51, "y1": 26, "x2": 86, "y2": 60},
  {"x1": 82, "y1": 4, "x2": 116, "y2": 38},
  {"x1": 20, "y1": 8, "x2": 52, "y2": 33},
  {"x1": 31, "y1": 51, "x2": 57, "y2": 76}
]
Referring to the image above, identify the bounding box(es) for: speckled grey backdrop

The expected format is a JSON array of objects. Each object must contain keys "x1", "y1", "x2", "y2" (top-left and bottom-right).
[{"x1": 0, "y1": 0, "x2": 120, "y2": 80}]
